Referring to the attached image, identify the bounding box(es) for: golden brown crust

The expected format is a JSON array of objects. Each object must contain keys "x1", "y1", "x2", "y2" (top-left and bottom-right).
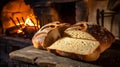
[
  {"x1": 32, "y1": 34, "x2": 47, "y2": 49},
  {"x1": 65, "y1": 22, "x2": 87, "y2": 31},
  {"x1": 47, "y1": 47, "x2": 100, "y2": 61},
  {"x1": 33, "y1": 21, "x2": 115, "y2": 61},
  {"x1": 53, "y1": 22, "x2": 115, "y2": 61},
  {"x1": 32, "y1": 21, "x2": 70, "y2": 49},
  {"x1": 65, "y1": 22, "x2": 115, "y2": 53},
  {"x1": 86, "y1": 25, "x2": 115, "y2": 53},
  {"x1": 80, "y1": 47, "x2": 100, "y2": 61}
]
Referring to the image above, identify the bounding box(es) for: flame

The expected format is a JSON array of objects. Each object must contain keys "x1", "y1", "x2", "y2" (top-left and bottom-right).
[
  {"x1": 16, "y1": 14, "x2": 40, "y2": 34},
  {"x1": 25, "y1": 18, "x2": 35, "y2": 26}
]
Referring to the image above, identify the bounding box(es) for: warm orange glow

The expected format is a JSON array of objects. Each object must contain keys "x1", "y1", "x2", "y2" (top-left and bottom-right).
[
  {"x1": 16, "y1": 23, "x2": 24, "y2": 26},
  {"x1": 17, "y1": 29, "x2": 23, "y2": 33},
  {"x1": 15, "y1": 14, "x2": 40, "y2": 34},
  {"x1": 25, "y1": 18, "x2": 35, "y2": 26}
]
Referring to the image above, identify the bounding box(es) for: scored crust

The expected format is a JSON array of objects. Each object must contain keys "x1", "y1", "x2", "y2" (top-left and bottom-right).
[
  {"x1": 32, "y1": 21, "x2": 70, "y2": 49},
  {"x1": 64, "y1": 22, "x2": 115, "y2": 53}
]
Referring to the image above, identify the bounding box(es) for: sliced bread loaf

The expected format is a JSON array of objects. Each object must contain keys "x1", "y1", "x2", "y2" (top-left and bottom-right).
[
  {"x1": 32, "y1": 21, "x2": 70, "y2": 49},
  {"x1": 64, "y1": 22, "x2": 115, "y2": 53},
  {"x1": 47, "y1": 37, "x2": 100, "y2": 61}
]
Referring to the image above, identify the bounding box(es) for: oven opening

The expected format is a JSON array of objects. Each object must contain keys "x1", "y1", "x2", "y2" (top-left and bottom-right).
[{"x1": 53, "y1": 2, "x2": 76, "y2": 24}]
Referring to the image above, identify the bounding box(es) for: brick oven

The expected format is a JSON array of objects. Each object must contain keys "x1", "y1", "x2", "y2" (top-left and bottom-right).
[
  {"x1": 0, "y1": 0, "x2": 88, "y2": 38},
  {"x1": 1, "y1": 0, "x2": 40, "y2": 38},
  {"x1": 24, "y1": 0, "x2": 88, "y2": 23}
]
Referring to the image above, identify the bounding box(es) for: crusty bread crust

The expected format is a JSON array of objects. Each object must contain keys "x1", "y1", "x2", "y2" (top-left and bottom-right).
[
  {"x1": 64, "y1": 22, "x2": 115, "y2": 53},
  {"x1": 86, "y1": 25, "x2": 115, "y2": 53},
  {"x1": 65, "y1": 22, "x2": 87, "y2": 31},
  {"x1": 32, "y1": 33, "x2": 47, "y2": 49},
  {"x1": 47, "y1": 22, "x2": 115, "y2": 61},
  {"x1": 33, "y1": 21, "x2": 115, "y2": 61},
  {"x1": 47, "y1": 45, "x2": 100, "y2": 61},
  {"x1": 32, "y1": 21, "x2": 70, "y2": 49},
  {"x1": 55, "y1": 48, "x2": 100, "y2": 61}
]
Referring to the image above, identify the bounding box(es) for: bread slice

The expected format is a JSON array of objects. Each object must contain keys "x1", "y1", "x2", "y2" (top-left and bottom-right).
[
  {"x1": 47, "y1": 37, "x2": 100, "y2": 61},
  {"x1": 64, "y1": 30, "x2": 96, "y2": 40}
]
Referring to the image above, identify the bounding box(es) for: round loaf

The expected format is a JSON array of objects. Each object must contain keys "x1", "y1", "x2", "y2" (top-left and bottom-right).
[
  {"x1": 47, "y1": 22, "x2": 115, "y2": 61},
  {"x1": 64, "y1": 22, "x2": 115, "y2": 53},
  {"x1": 32, "y1": 21, "x2": 70, "y2": 49}
]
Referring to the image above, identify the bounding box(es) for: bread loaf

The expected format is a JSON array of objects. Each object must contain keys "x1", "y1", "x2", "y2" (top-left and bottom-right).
[
  {"x1": 47, "y1": 37, "x2": 100, "y2": 61},
  {"x1": 47, "y1": 22, "x2": 115, "y2": 61},
  {"x1": 33, "y1": 21, "x2": 115, "y2": 61},
  {"x1": 64, "y1": 22, "x2": 115, "y2": 53},
  {"x1": 32, "y1": 21, "x2": 70, "y2": 49}
]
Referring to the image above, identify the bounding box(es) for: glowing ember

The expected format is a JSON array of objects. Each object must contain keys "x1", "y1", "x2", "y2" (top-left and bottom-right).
[
  {"x1": 16, "y1": 23, "x2": 24, "y2": 26},
  {"x1": 25, "y1": 18, "x2": 35, "y2": 26},
  {"x1": 17, "y1": 29, "x2": 23, "y2": 33},
  {"x1": 15, "y1": 14, "x2": 40, "y2": 35}
]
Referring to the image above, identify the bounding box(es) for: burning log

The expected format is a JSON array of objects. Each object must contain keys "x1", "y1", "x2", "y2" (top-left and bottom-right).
[
  {"x1": 7, "y1": 16, "x2": 39, "y2": 39},
  {"x1": 9, "y1": 17, "x2": 19, "y2": 28},
  {"x1": 5, "y1": 25, "x2": 24, "y2": 36},
  {"x1": 5, "y1": 25, "x2": 37, "y2": 38},
  {"x1": 22, "y1": 17, "x2": 25, "y2": 23},
  {"x1": 16, "y1": 17, "x2": 23, "y2": 28}
]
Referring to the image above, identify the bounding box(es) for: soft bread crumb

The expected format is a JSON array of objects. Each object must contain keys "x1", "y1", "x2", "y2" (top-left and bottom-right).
[
  {"x1": 48, "y1": 37, "x2": 100, "y2": 55},
  {"x1": 64, "y1": 30, "x2": 96, "y2": 40}
]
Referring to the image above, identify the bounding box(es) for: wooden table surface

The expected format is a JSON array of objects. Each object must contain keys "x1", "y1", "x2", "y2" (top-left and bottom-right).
[{"x1": 9, "y1": 45, "x2": 120, "y2": 67}]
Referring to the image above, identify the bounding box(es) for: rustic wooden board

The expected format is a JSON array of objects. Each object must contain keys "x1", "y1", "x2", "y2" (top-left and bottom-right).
[
  {"x1": 9, "y1": 46, "x2": 100, "y2": 67},
  {"x1": 9, "y1": 44, "x2": 120, "y2": 67}
]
